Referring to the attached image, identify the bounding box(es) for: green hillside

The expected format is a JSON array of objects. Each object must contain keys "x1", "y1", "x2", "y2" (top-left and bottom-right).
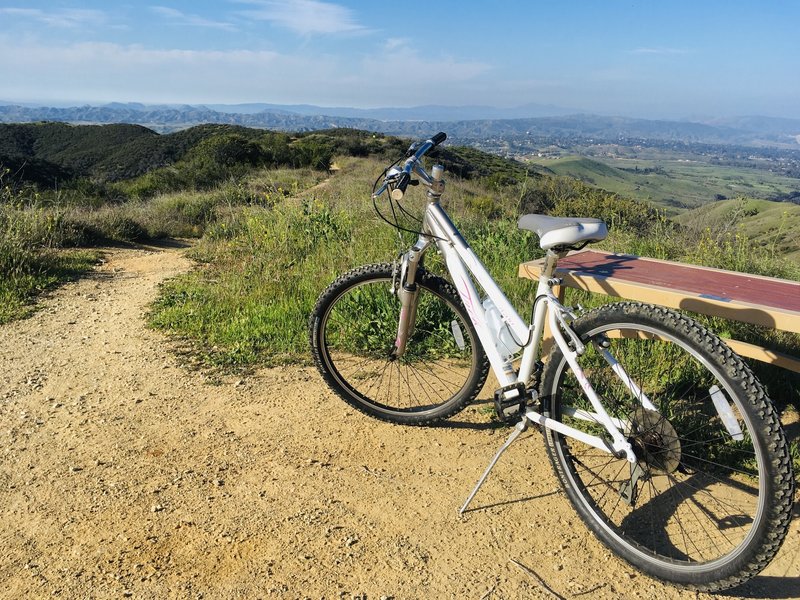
[
  {"x1": 675, "y1": 198, "x2": 800, "y2": 261},
  {"x1": 0, "y1": 122, "x2": 286, "y2": 183},
  {"x1": 527, "y1": 155, "x2": 800, "y2": 213},
  {"x1": 0, "y1": 122, "x2": 547, "y2": 194}
]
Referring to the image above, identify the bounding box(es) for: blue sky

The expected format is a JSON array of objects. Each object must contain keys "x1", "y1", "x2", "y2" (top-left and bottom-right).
[{"x1": 1, "y1": 1, "x2": 798, "y2": 119}]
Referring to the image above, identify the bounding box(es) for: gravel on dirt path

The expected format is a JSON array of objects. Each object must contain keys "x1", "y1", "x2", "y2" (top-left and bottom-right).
[{"x1": 1, "y1": 242, "x2": 797, "y2": 599}]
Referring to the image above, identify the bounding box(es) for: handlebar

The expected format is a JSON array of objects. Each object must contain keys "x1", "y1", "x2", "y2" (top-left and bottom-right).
[
  {"x1": 430, "y1": 131, "x2": 447, "y2": 146},
  {"x1": 390, "y1": 171, "x2": 412, "y2": 201},
  {"x1": 374, "y1": 132, "x2": 447, "y2": 200}
]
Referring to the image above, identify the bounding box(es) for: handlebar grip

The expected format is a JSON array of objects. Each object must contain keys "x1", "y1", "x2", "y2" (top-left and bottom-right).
[
  {"x1": 430, "y1": 132, "x2": 447, "y2": 146},
  {"x1": 390, "y1": 171, "x2": 411, "y2": 200}
]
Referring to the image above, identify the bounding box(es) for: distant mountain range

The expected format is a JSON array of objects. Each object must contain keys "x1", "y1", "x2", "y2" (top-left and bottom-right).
[
  {"x1": 201, "y1": 101, "x2": 580, "y2": 121},
  {"x1": 20, "y1": 101, "x2": 582, "y2": 121},
  {"x1": 1, "y1": 101, "x2": 799, "y2": 148}
]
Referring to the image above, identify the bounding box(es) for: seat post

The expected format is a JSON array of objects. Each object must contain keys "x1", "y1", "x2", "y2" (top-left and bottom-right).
[
  {"x1": 540, "y1": 249, "x2": 566, "y2": 280},
  {"x1": 537, "y1": 249, "x2": 568, "y2": 362}
]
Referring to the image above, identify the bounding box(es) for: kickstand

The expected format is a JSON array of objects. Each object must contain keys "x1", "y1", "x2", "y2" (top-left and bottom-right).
[{"x1": 460, "y1": 417, "x2": 530, "y2": 515}]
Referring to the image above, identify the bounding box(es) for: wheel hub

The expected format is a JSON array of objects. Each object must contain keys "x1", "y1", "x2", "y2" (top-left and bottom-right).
[{"x1": 630, "y1": 407, "x2": 681, "y2": 473}]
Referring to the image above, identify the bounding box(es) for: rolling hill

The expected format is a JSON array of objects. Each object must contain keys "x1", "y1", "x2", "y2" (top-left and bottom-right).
[
  {"x1": 0, "y1": 122, "x2": 546, "y2": 190},
  {"x1": 674, "y1": 198, "x2": 800, "y2": 261},
  {"x1": 527, "y1": 155, "x2": 800, "y2": 213},
  {"x1": 3, "y1": 122, "x2": 799, "y2": 260},
  {"x1": 0, "y1": 122, "x2": 264, "y2": 183}
]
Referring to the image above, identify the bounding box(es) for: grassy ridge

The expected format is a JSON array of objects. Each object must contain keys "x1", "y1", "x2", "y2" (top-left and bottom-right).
[
  {"x1": 527, "y1": 155, "x2": 800, "y2": 213},
  {"x1": 675, "y1": 198, "x2": 800, "y2": 261},
  {"x1": 0, "y1": 127, "x2": 541, "y2": 326}
]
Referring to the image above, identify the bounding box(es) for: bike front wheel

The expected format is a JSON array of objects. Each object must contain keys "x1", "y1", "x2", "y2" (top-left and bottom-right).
[
  {"x1": 540, "y1": 302, "x2": 794, "y2": 591},
  {"x1": 309, "y1": 263, "x2": 490, "y2": 425}
]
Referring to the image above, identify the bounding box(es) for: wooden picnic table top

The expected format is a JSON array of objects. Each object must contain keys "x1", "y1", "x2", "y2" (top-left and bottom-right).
[{"x1": 519, "y1": 249, "x2": 800, "y2": 335}]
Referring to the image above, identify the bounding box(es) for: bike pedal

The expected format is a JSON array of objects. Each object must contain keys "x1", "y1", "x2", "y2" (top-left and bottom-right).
[{"x1": 493, "y1": 382, "x2": 529, "y2": 424}]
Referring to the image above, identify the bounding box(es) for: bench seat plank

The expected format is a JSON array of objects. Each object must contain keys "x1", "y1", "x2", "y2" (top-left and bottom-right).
[
  {"x1": 520, "y1": 249, "x2": 800, "y2": 334},
  {"x1": 520, "y1": 250, "x2": 800, "y2": 372}
]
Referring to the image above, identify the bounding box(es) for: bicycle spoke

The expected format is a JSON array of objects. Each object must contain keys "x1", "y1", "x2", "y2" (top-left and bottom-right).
[
  {"x1": 544, "y1": 305, "x2": 788, "y2": 582},
  {"x1": 313, "y1": 267, "x2": 487, "y2": 422}
]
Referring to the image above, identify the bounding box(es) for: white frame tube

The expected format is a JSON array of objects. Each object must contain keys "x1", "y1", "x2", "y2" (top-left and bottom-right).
[{"x1": 422, "y1": 202, "x2": 637, "y2": 461}]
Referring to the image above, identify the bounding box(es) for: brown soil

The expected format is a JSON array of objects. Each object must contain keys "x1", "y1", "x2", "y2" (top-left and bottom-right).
[{"x1": 1, "y1": 242, "x2": 797, "y2": 600}]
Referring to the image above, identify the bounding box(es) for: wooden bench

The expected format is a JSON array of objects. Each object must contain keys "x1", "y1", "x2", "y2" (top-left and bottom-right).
[{"x1": 519, "y1": 249, "x2": 800, "y2": 373}]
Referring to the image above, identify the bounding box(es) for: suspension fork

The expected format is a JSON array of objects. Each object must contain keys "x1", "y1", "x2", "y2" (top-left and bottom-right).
[{"x1": 391, "y1": 235, "x2": 433, "y2": 359}]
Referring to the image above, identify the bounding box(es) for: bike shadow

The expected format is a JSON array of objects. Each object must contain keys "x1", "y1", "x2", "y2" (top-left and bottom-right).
[
  {"x1": 459, "y1": 490, "x2": 560, "y2": 514},
  {"x1": 439, "y1": 420, "x2": 506, "y2": 431},
  {"x1": 725, "y1": 575, "x2": 800, "y2": 599},
  {"x1": 688, "y1": 496, "x2": 800, "y2": 599},
  {"x1": 440, "y1": 400, "x2": 507, "y2": 430}
]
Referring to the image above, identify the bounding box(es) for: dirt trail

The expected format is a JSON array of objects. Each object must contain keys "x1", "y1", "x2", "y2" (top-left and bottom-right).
[{"x1": 0, "y1": 243, "x2": 797, "y2": 599}]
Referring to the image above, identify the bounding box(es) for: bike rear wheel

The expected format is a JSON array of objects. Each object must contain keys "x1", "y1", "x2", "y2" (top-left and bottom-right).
[
  {"x1": 540, "y1": 302, "x2": 794, "y2": 591},
  {"x1": 309, "y1": 263, "x2": 489, "y2": 425}
]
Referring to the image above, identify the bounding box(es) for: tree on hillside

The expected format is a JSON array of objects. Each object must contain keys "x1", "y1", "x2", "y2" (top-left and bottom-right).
[
  {"x1": 194, "y1": 134, "x2": 265, "y2": 168},
  {"x1": 258, "y1": 132, "x2": 293, "y2": 167},
  {"x1": 291, "y1": 136, "x2": 334, "y2": 170},
  {"x1": 179, "y1": 134, "x2": 266, "y2": 188}
]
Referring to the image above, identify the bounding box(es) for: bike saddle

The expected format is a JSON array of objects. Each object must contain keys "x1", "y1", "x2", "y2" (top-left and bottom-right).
[{"x1": 518, "y1": 214, "x2": 608, "y2": 251}]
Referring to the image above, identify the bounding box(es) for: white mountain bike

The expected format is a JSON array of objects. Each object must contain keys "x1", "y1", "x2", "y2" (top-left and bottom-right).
[{"x1": 308, "y1": 133, "x2": 794, "y2": 592}]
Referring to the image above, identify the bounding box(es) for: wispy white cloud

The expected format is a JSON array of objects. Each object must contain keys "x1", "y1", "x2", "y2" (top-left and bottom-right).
[
  {"x1": 0, "y1": 7, "x2": 107, "y2": 28},
  {"x1": 356, "y1": 44, "x2": 491, "y2": 105},
  {"x1": 0, "y1": 37, "x2": 490, "y2": 106},
  {"x1": 631, "y1": 47, "x2": 689, "y2": 55},
  {"x1": 234, "y1": 0, "x2": 369, "y2": 35},
  {"x1": 362, "y1": 44, "x2": 489, "y2": 84},
  {"x1": 150, "y1": 6, "x2": 238, "y2": 32}
]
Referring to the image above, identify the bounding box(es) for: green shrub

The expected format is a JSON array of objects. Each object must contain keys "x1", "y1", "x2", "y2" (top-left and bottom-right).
[
  {"x1": 141, "y1": 192, "x2": 219, "y2": 238},
  {"x1": 118, "y1": 168, "x2": 184, "y2": 200},
  {"x1": 0, "y1": 206, "x2": 56, "y2": 277},
  {"x1": 466, "y1": 196, "x2": 505, "y2": 220},
  {"x1": 291, "y1": 136, "x2": 335, "y2": 170},
  {"x1": 0, "y1": 204, "x2": 99, "y2": 322}
]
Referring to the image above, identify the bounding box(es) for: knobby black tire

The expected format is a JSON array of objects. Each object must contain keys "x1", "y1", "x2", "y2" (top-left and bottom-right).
[
  {"x1": 309, "y1": 263, "x2": 490, "y2": 425},
  {"x1": 540, "y1": 302, "x2": 794, "y2": 592}
]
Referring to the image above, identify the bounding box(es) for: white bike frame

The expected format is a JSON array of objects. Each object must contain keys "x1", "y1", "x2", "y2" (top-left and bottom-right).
[
  {"x1": 416, "y1": 201, "x2": 637, "y2": 463},
  {"x1": 376, "y1": 140, "x2": 647, "y2": 466}
]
